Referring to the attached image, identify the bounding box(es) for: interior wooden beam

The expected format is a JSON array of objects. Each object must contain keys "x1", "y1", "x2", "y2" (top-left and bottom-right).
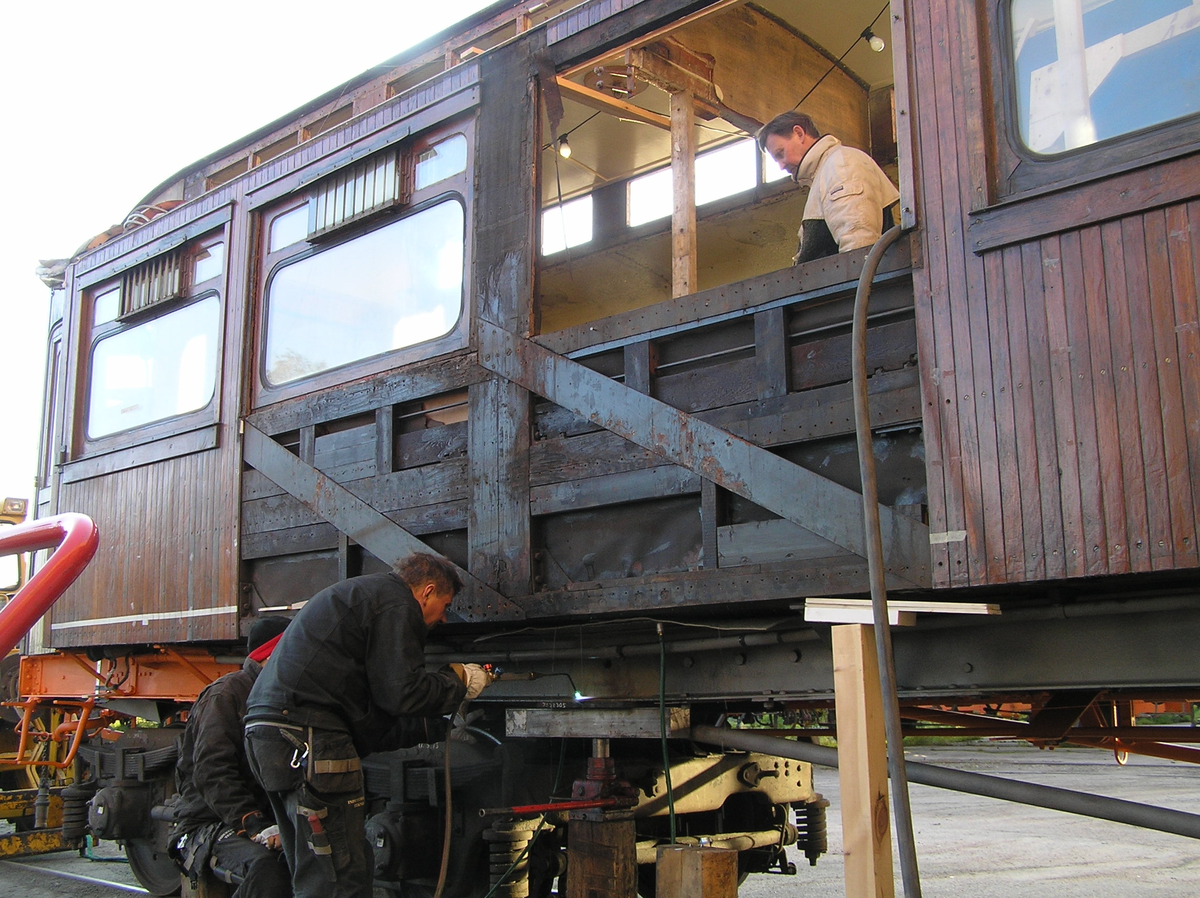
[
  {"x1": 555, "y1": 76, "x2": 670, "y2": 130},
  {"x1": 671, "y1": 89, "x2": 697, "y2": 298}
]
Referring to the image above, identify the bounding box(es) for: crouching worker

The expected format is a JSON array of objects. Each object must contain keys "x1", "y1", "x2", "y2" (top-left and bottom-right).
[
  {"x1": 171, "y1": 617, "x2": 293, "y2": 897},
  {"x1": 244, "y1": 552, "x2": 494, "y2": 898}
]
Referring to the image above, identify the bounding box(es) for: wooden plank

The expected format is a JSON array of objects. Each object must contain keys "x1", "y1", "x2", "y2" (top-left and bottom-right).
[
  {"x1": 555, "y1": 75, "x2": 671, "y2": 129},
  {"x1": 700, "y1": 479, "x2": 719, "y2": 569},
  {"x1": 375, "y1": 407, "x2": 394, "y2": 475},
  {"x1": 754, "y1": 308, "x2": 788, "y2": 400},
  {"x1": 624, "y1": 341, "x2": 657, "y2": 394},
  {"x1": 396, "y1": 420, "x2": 469, "y2": 469},
  {"x1": 530, "y1": 465, "x2": 700, "y2": 516},
  {"x1": 1166, "y1": 203, "x2": 1200, "y2": 561},
  {"x1": 980, "y1": 250, "x2": 1022, "y2": 582},
  {"x1": 481, "y1": 321, "x2": 930, "y2": 587},
  {"x1": 969, "y1": 151, "x2": 1200, "y2": 254},
  {"x1": 242, "y1": 422, "x2": 517, "y2": 620},
  {"x1": 908, "y1": 0, "x2": 962, "y2": 588},
  {"x1": 791, "y1": 318, "x2": 917, "y2": 393},
  {"x1": 1022, "y1": 240, "x2": 1065, "y2": 580},
  {"x1": 654, "y1": 356, "x2": 758, "y2": 413},
  {"x1": 1106, "y1": 219, "x2": 1152, "y2": 572},
  {"x1": 537, "y1": 242, "x2": 912, "y2": 355},
  {"x1": 831, "y1": 624, "x2": 894, "y2": 898},
  {"x1": 1085, "y1": 224, "x2": 1129, "y2": 574},
  {"x1": 1004, "y1": 244, "x2": 1043, "y2": 580},
  {"x1": 671, "y1": 89, "x2": 697, "y2": 298},
  {"x1": 1125, "y1": 213, "x2": 1173, "y2": 571},
  {"x1": 1057, "y1": 231, "x2": 1109, "y2": 577},
  {"x1": 244, "y1": 351, "x2": 482, "y2": 433},
  {"x1": 888, "y1": 0, "x2": 917, "y2": 229},
  {"x1": 468, "y1": 378, "x2": 533, "y2": 597},
  {"x1": 1148, "y1": 206, "x2": 1196, "y2": 566},
  {"x1": 522, "y1": 555, "x2": 911, "y2": 618},
  {"x1": 717, "y1": 517, "x2": 846, "y2": 567},
  {"x1": 656, "y1": 845, "x2": 737, "y2": 898}
]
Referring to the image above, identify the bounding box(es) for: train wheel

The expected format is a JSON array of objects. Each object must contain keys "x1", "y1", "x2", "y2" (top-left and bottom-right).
[{"x1": 126, "y1": 837, "x2": 182, "y2": 896}]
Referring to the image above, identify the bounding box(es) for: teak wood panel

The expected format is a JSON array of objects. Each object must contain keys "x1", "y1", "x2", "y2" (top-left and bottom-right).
[
  {"x1": 53, "y1": 447, "x2": 240, "y2": 646},
  {"x1": 910, "y1": 0, "x2": 1200, "y2": 587}
]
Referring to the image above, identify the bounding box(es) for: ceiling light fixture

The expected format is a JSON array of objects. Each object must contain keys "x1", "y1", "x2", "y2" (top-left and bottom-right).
[{"x1": 557, "y1": 135, "x2": 572, "y2": 159}]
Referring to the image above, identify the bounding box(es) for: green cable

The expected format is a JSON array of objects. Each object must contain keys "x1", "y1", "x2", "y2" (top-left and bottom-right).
[{"x1": 658, "y1": 623, "x2": 676, "y2": 843}]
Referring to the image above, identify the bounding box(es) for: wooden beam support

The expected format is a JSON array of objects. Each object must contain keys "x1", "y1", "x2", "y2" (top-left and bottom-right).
[
  {"x1": 479, "y1": 320, "x2": 931, "y2": 588},
  {"x1": 832, "y1": 624, "x2": 895, "y2": 898},
  {"x1": 555, "y1": 76, "x2": 671, "y2": 130},
  {"x1": 242, "y1": 421, "x2": 521, "y2": 621},
  {"x1": 671, "y1": 89, "x2": 697, "y2": 298}
]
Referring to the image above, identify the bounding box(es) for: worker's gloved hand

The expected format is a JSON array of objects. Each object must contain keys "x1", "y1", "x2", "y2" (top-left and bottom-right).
[
  {"x1": 253, "y1": 824, "x2": 282, "y2": 850},
  {"x1": 450, "y1": 663, "x2": 493, "y2": 700}
]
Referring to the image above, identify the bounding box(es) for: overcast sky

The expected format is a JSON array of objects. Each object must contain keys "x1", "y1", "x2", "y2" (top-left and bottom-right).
[{"x1": 0, "y1": 0, "x2": 497, "y2": 506}]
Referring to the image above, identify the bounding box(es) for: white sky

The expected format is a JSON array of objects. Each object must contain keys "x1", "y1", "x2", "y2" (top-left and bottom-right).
[{"x1": 0, "y1": 0, "x2": 496, "y2": 505}]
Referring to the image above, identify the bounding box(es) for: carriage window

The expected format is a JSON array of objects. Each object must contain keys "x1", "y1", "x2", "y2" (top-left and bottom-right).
[
  {"x1": 1010, "y1": 0, "x2": 1200, "y2": 154},
  {"x1": 415, "y1": 134, "x2": 468, "y2": 190},
  {"x1": 263, "y1": 199, "x2": 464, "y2": 385},
  {"x1": 87, "y1": 296, "x2": 220, "y2": 438},
  {"x1": 93, "y1": 286, "x2": 121, "y2": 327},
  {"x1": 627, "y1": 138, "x2": 760, "y2": 227},
  {"x1": 270, "y1": 204, "x2": 310, "y2": 252},
  {"x1": 194, "y1": 242, "x2": 225, "y2": 284},
  {"x1": 542, "y1": 195, "x2": 593, "y2": 255}
]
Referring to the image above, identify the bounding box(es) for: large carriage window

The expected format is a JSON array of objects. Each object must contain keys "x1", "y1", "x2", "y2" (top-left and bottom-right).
[
  {"x1": 1011, "y1": 0, "x2": 1200, "y2": 154},
  {"x1": 264, "y1": 199, "x2": 464, "y2": 385},
  {"x1": 87, "y1": 296, "x2": 220, "y2": 438}
]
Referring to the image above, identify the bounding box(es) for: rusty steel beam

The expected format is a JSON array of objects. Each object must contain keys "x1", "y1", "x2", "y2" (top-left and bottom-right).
[
  {"x1": 242, "y1": 422, "x2": 523, "y2": 622},
  {"x1": 477, "y1": 320, "x2": 930, "y2": 588}
]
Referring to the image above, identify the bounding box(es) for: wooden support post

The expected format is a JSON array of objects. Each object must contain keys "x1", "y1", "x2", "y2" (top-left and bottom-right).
[
  {"x1": 831, "y1": 623, "x2": 895, "y2": 898},
  {"x1": 374, "y1": 406, "x2": 394, "y2": 475},
  {"x1": 700, "y1": 479, "x2": 720, "y2": 570},
  {"x1": 753, "y1": 307, "x2": 789, "y2": 400},
  {"x1": 670, "y1": 90, "x2": 696, "y2": 298},
  {"x1": 656, "y1": 845, "x2": 738, "y2": 898},
  {"x1": 567, "y1": 817, "x2": 637, "y2": 898},
  {"x1": 624, "y1": 341, "x2": 657, "y2": 395}
]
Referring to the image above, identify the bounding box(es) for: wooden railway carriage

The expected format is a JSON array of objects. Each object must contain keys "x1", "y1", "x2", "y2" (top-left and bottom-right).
[{"x1": 16, "y1": 0, "x2": 1200, "y2": 893}]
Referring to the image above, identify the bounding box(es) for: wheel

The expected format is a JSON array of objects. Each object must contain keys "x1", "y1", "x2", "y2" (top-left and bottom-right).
[{"x1": 126, "y1": 837, "x2": 183, "y2": 896}]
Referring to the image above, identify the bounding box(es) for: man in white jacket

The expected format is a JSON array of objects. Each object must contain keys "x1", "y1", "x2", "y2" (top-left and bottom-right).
[{"x1": 757, "y1": 111, "x2": 899, "y2": 264}]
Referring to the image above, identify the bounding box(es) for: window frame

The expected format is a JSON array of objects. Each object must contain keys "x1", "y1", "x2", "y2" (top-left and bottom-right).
[
  {"x1": 253, "y1": 119, "x2": 475, "y2": 407},
  {"x1": 70, "y1": 231, "x2": 228, "y2": 461},
  {"x1": 984, "y1": 0, "x2": 1200, "y2": 200}
]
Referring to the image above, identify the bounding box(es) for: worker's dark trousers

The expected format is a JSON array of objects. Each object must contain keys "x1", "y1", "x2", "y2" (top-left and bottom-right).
[{"x1": 245, "y1": 723, "x2": 372, "y2": 898}]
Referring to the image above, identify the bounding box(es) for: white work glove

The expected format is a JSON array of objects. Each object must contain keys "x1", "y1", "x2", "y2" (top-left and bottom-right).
[
  {"x1": 451, "y1": 663, "x2": 492, "y2": 701},
  {"x1": 253, "y1": 824, "x2": 282, "y2": 850}
]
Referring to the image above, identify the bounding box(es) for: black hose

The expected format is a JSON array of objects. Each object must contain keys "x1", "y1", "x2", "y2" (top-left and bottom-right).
[
  {"x1": 690, "y1": 725, "x2": 1200, "y2": 840},
  {"x1": 851, "y1": 224, "x2": 921, "y2": 897}
]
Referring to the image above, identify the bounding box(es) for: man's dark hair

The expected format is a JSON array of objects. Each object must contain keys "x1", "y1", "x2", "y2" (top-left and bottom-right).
[
  {"x1": 247, "y1": 616, "x2": 290, "y2": 652},
  {"x1": 395, "y1": 552, "x2": 464, "y2": 597},
  {"x1": 756, "y1": 111, "x2": 820, "y2": 152}
]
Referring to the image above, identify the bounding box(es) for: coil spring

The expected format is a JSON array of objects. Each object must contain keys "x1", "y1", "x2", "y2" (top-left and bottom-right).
[
  {"x1": 482, "y1": 816, "x2": 543, "y2": 898},
  {"x1": 60, "y1": 781, "x2": 98, "y2": 841},
  {"x1": 796, "y1": 798, "x2": 829, "y2": 866}
]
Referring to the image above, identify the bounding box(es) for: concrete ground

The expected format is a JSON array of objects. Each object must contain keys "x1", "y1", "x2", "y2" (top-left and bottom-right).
[{"x1": 2, "y1": 741, "x2": 1198, "y2": 896}]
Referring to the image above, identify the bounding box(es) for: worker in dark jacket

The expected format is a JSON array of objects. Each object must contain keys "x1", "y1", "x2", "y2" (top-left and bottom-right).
[
  {"x1": 244, "y1": 552, "x2": 492, "y2": 898},
  {"x1": 171, "y1": 616, "x2": 293, "y2": 897}
]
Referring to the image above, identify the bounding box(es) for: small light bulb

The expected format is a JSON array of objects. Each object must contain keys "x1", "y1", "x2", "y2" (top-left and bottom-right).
[
  {"x1": 574, "y1": 691, "x2": 584, "y2": 701},
  {"x1": 558, "y1": 135, "x2": 572, "y2": 159},
  {"x1": 862, "y1": 28, "x2": 886, "y2": 53}
]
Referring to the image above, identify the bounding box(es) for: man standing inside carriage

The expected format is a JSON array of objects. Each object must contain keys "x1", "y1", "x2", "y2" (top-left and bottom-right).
[
  {"x1": 757, "y1": 110, "x2": 900, "y2": 264},
  {"x1": 243, "y1": 552, "x2": 493, "y2": 897}
]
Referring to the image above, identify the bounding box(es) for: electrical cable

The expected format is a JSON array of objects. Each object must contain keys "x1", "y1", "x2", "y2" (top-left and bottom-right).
[
  {"x1": 657, "y1": 623, "x2": 676, "y2": 843},
  {"x1": 433, "y1": 698, "x2": 469, "y2": 898},
  {"x1": 791, "y1": 3, "x2": 890, "y2": 111}
]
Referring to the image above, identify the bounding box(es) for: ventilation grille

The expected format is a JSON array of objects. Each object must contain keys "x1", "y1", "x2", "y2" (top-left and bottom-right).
[
  {"x1": 311, "y1": 151, "x2": 408, "y2": 238},
  {"x1": 122, "y1": 250, "x2": 184, "y2": 314}
]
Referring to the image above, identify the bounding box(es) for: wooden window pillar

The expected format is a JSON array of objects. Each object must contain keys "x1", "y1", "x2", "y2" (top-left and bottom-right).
[{"x1": 670, "y1": 90, "x2": 696, "y2": 298}]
